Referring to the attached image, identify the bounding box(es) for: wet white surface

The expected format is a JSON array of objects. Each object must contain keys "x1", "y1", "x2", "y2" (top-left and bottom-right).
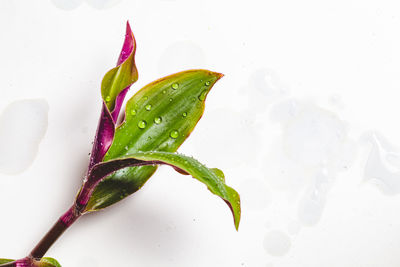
[
  {"x1": 2, "y1": 0, "x2": 400, "y2": 266},
  {"x1": 263, "y1": 230, "x2": 292, "y2": 257},
  {"x1": 0, "y1": 99, "x2": 48, "y2": 174},
  {"x1": 362, "y1": 131, "x2": 400, "y2": 195},
  {"x1": 51, "y1": 0, "x2": 122, "y2": 10}
]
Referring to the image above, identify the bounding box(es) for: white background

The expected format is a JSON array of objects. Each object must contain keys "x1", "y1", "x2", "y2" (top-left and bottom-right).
[{"x1": 1, "y1": 0, "x2": 400, "y2": 266}]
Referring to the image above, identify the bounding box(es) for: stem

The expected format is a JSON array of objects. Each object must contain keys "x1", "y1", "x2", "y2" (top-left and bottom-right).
[
  {"x1": 0, "y1": 206, "x2": 82, "y2": 267},
  {"x1": 30, "y1": 203, "x2": 82, "y2": 260}
]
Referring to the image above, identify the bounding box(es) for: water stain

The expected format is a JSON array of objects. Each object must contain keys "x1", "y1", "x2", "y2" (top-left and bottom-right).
[
  {"x1": 362, "y1": 131, "x2": 400, "y2": 195},
  {"x1": 0, "y1": 99, "x2": 49, "y2": 174},
  {"x1": 297, "y1": 170, "x2": 332, "y2": 226},
  {"x1": 263, "y1": 230, "x2": 291, "y2": 257},
  {"x1": 267, "y1": 99, "x2": 356, "y2": 226}
]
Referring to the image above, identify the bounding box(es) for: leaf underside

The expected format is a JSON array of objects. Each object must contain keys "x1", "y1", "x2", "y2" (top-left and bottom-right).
[
  {"x1": 86, "y1": 69, "x2": 223, "y2": 211},
  {"x1": 87, "y1": 151, "x2": 241, "y2": 230}
]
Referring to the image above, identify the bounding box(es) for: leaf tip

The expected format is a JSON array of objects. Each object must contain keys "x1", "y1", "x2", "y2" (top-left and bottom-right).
[
  {"x1": 117, "y1": 20, "x2": 136, "y2": 66},
  {"x1": 223, "y1": 187, "x2": 241, "y2": 231},
  {"x1": 215, "y1": 72, "x2": 224, "y2": 80}
]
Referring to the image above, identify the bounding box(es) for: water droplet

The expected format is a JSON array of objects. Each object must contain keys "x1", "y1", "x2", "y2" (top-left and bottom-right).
[
  {"x1": 130, "y1": 109, "x2": 136, "y2": 116},
  {"x1": 171, "y1": 83, "x2": 179, "y2": 90},
  {"x1": 169, "y1": 98, "x2": 173, "y2": 102},
  {"x1": 154, "y1": 116, "x2": 162, "y2": 124},
  {"x1": 198, "y1": 90, "x2": 207, "y2": 101},
  {"x1": 163, "y1": 90, "x2": 167, "y2": 94},
  {"x1": 138, "y1": 120, "x2": 147, "y2": 129},
  {"x1": 205, "y1": 81, "x2": 211, "y2": 86},
  {"x1": 145, "y1": 104, "x2": 152, "y2": 111},
  {"x1": 170, "y1": 130, "x2": 179, "y2": 139},
  {"x1": 182, "y1": 112, "x2": 187, "y2": 117},
  {"x1": 105, "y1": 96, "x2": 111, "y2": 102}
]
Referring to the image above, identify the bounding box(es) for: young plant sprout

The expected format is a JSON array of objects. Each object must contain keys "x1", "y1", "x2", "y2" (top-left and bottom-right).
[{"x1": 0, "y1": 22, "x2": 241, "y2": 267}]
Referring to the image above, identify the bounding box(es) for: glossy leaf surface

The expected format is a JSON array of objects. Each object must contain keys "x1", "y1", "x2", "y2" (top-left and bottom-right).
[
  {"x1": 85, "y1": 151, "x2": 240, "y2": 230},
  {"x1": 86, "y1": 70, "x2": 223, "y2": 210}
]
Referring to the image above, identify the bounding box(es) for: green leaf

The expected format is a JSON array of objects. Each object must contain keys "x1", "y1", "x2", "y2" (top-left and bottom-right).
[
  {"x1": 0, "y1": 259, "x2": 14, "y2": 264},
  {"x1": 86, "y1": 70, "x2": 223, "y2": 211},
  {"x1": 38, "y1": 257, "x2": 61, "y2": 267},
  {"x1": 101, "y1": 24, "x2": 138, "y2": 113},
  {"x1": 89, "y1": 151, "x2": 241, "y2": 230}
]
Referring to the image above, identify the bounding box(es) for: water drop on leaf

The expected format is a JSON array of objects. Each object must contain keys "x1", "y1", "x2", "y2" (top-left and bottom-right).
[
  {"x1": 170, "y1": 130, "x2": 179, "y2": 139},
  {"x1": 154, "y1": 116, "x2": 162, "y2": 124},
  {"x1": 171, "y1": 83, "x2": 179, "y2": 90},
  {"x1": 198, "y1": 90, "x2": 207, "y2": 101},
  {"x1": 138, "y1": 120, "x2": 147, "y2": 129},
  {"x1": 145, "y1": 104, "x2": 152, "y2": 111}
]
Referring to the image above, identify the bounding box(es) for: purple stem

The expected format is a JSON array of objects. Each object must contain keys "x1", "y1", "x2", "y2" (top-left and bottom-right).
[
  {"x1": 0, "y1": 206, "x2": 82, "y2": 267},
  {"x1": 29, "y1": 205, "x2": 82, "y2": 260}
]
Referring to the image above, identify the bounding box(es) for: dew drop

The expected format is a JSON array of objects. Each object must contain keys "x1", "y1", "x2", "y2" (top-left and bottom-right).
[
  {"x1": 163, "y1": 90, "x2": 167, "y2": 94},
  {"x1": 182, "y1": 112, "x2": 187, "y2": 117},
  {"x1": 138, "y1": 120, "x2": 147, "y2": 129},
  {"x1": 198, "y1": 90, "x2": 207, "y2": 101},
  {"x1": 205, "y1": 81, "x2": 211, "y2": 86},
  {"x1": 169, "y1": 98, "x2": 173, "y2": 102},
  {"x1": 145, "y1": 104, "x2": 152, "y2": 111},
  {"x1": 154, "y1": 116, "x2": 162, "y2": 124},
  {"x1": 105, "y1": 96, "x2": 111, "y2": 102},
  {"x1": 172, "y1": 83, "x2": 179, "y2": 90},
  {"x1": 170, "y1": 130, "x2": 179, "y2": 139},
  {"x1": 130, "y1": 109, "x2": 136, "y2": 116}
]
